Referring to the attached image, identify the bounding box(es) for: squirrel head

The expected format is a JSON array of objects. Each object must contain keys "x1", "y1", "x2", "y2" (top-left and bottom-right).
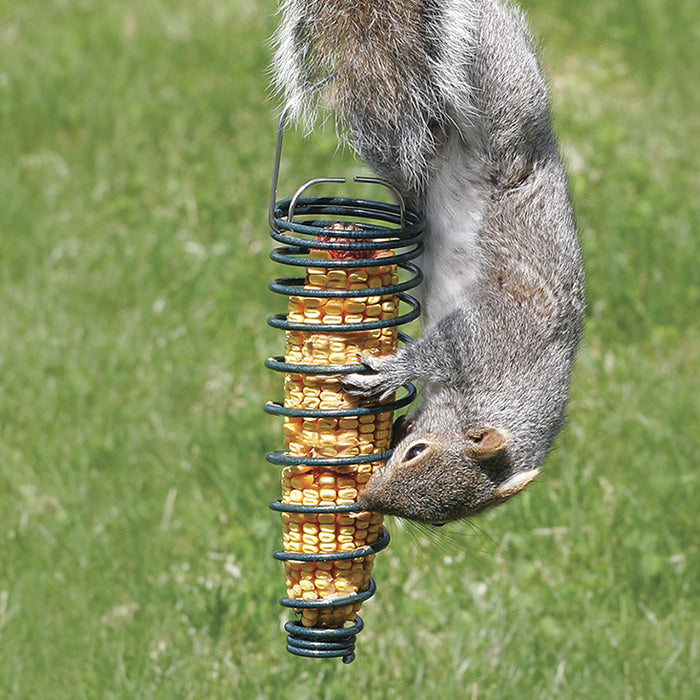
[{"x1": 357, "y1": 412, "x2": 540, "y2": 524}]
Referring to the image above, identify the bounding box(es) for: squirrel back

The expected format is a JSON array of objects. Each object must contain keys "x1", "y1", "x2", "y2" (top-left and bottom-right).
[{"x1": 272, "y1": 0, "x2": 585, "y2": 524}]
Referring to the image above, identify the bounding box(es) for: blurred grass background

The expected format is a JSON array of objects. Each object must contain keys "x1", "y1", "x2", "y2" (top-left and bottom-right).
[{"x1": 0, "y1": 0, "x2": 697, "y2": 697}]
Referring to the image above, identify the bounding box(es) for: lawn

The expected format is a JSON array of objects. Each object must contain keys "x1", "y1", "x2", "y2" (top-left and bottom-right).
[{"x1": 0, "y1": 0, "x2": 697, "y2": 697}]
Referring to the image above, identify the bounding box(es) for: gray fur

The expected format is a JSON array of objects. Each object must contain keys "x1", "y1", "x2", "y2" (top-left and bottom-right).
[{"x1": 272, "y1": 0, "x2": 585, "y2": 523}]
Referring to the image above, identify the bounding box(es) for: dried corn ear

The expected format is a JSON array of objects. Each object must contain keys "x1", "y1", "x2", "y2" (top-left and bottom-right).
[{"x1": 281, "y1": 229, "x2": 398, "y2": 628}]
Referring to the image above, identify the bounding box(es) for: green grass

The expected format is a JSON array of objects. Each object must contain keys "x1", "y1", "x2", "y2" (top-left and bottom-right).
[{"x1": 0, "y1": 0, "x2": 697, "y2": 697}]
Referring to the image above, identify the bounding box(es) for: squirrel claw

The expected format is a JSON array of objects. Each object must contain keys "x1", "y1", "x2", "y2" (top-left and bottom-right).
[
  {"x1": 356, "y1": 354, "x2": 385, "y2": 372},
  {"x1": 342, "y1": 355, "x2": 393, "y2": 400},
  {"x1": 341, "y1": 371, "x2": 387, "y2": 400},
  {"x1": 342, "y1": 354, "x2": 403, "y2": 400}
]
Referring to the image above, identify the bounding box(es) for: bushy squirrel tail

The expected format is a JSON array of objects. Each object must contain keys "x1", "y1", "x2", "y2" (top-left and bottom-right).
[{"x1": 271, "y1": 0, "x2": 478, "y2": 196}]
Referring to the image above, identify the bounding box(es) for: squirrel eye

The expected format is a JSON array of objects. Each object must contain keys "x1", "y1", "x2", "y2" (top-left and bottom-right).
[{"x1": 404, "y1": 442, "x2": 429, "y2": 461}]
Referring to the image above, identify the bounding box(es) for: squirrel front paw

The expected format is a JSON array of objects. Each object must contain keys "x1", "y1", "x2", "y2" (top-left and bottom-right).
[{"x1": 342, "y1": 354, "x2": 408, "y2": 401}]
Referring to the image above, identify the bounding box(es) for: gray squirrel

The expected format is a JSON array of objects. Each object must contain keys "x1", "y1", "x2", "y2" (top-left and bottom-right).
[{"x1": 272, "y1": 0, "x2": 585, "y2": 524}]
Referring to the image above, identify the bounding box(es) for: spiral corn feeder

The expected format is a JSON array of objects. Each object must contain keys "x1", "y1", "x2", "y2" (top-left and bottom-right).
[{"x1": 265, "y1": 110, "x2": 424, "y2": 662}]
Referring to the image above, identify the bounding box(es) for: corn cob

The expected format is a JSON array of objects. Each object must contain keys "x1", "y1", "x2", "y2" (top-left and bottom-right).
[{"x1": 281, "y1": 225, "x2": 398, "y2": 628}]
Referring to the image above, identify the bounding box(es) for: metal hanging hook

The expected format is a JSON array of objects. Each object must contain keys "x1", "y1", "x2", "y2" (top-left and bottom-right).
[
  {"x1": 268, "y1": 102, "x2": 294, "y2": 231},
  {"x1": 285, "y1": 176, "x2": 406, "y2": 227},
  {"x1": 353, "y1": 176, "x2": 406, "y2": 228},
  {"x1": 287, "y1": 177, "x2": 346, "y2": 223},
  {"x1": 269, "y1": 76, "x2": 336, "y2": 231},
  {"x1": 270, "y1": 77, "x2": 407, "y2": 231}
]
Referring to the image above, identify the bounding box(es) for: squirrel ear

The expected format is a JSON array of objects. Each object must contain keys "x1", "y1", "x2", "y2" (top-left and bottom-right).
[
  {"x1": 494, "y1": 468, "x2": 540, "y2": 500},
  {"x1": 465, "y1": 427, "x2": 509, "y2": 460}
]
